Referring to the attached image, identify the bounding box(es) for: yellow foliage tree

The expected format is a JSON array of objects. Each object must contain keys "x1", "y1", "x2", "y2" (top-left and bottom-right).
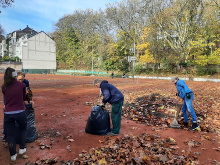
[
  {"x1": 137, "y1": 28, "x2": 155, "y2": 63},
  {"x1": 137, "y1": 44, "x2": 156, "y2": 63},
  {"x1": 209, "y1": 48, "x2": 220, "y2": 65},
  {"x1": 189, "y1": 37, "x2": 219, "y2": 66}
]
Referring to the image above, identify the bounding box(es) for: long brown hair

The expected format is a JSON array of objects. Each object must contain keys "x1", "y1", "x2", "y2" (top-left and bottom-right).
[{"x1": 3, "y1": 67, "x2": 16, "y2": 88}]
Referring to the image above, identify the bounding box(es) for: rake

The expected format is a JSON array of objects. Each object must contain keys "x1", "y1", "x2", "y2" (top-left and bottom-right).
[
  {"x1": 170, "y1": 111, "x2": 180, "y2": 128},
  {"x1": 170, "y1": 97, "x2": 181, "y2": 129}
]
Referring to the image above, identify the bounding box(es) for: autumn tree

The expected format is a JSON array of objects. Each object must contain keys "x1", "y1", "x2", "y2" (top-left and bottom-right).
[
  {"x1": 52, "y1": 16, "x2": 81, "y2": 69},
  {"x1": 188, "y1": 0, "x2": 220, "y2": 74},
  {"x1": 105, "y1": 0, "x2": 156, "y2": 59},
  {"x1": 150, "y1": 0, "x2": 205, "y2": 64},
  {"x1": 53, "y1": 9, "x2": 108, "y2": 70},
  {"x1": 136, "y1": 28, "x2": 155, "y2": 64},
  {"x1": 52, "y1": 0, "x2": 219, "y2": 76},
  {"x1": 0, "y1": 0, "x2": 14, "y2": 8}
]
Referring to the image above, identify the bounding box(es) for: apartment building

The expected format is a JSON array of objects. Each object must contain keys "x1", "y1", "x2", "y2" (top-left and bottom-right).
[{"x1": 0, "y1": 26, "x2": 56, "y2": 73}]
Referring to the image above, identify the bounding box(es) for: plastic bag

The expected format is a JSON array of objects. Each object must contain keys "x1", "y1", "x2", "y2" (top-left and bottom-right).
[
  {"x1": 25, "y1": 103, "x2": 38, "y2": 143},
  {"x1": 85, "y1": 105, "x2": 111, "y2": 135}
]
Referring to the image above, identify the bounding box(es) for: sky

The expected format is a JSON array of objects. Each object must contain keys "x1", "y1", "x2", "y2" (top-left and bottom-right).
[{"x1": 0, "y1": 0, "x2": 119, "y2": 36}]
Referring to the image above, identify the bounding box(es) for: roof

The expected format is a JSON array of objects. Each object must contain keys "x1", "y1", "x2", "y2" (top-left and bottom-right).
[
  {"x1": 7, "y1": 25, "x2": 38, "y2": 40},
  {"x1": 28, "y1": 31, "x2": 54, "y2": 41},
  {"x1": 6, "y1": 26, "x2": 54, "y2": 42}
]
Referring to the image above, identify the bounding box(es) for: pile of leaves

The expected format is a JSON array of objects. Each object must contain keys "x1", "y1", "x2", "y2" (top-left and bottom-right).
[
  {"x1": 193, "y1": 88, "x2": 220, "y2": 133},
  {"x1": 123, "y1": 93, "x2": 184, "y2": 127},
  {"x1": 70, "y1": 133, "x2": 198, "y2": 164},
  {"x1": 122, "y1": 93, "x2": 214, "y2": 132}
]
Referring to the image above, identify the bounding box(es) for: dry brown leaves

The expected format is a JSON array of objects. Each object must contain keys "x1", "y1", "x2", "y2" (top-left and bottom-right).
[
  {"x1": 122, "y1": 91, "x2": 218, "y2": 133},
  {"x1": 72, "y1": 133, "x2": 198, "y2": 165}
]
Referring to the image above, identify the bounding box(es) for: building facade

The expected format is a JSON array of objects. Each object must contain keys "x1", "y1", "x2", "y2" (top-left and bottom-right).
[
  {"x1": 0, "y1": 39, "x2": 7, "y2": 58},
  {"x1": 0, "y1": 26, "x2": 56, "y2": 73},
  {"x1": 22, "y1": 31, "x2": 56, "y2": 73}
]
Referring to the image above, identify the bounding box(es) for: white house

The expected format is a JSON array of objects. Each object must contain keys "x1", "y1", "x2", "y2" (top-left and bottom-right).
[
  {"x1": 6, "y1": 25, "x2": 38, "y2": 58},
  {"x1": 0, "y1": 26, "x2": 56, "y2": 73},
  {"x1": 0, "y1": 40, "x2": 7, "y2": 57},
  {"x1": 22, "y1": 31, "x2": 56, "y2": 73}
]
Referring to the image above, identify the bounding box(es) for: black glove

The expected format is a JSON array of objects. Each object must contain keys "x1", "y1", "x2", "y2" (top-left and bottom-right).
[
  {"x1": 100, "y1": 104, "x2": 106, "y2": 109},
  {"x1": 186, "y1": 93, "x2": 191, "y2": 99},
  {"x1": 176, "y1": 93, "x2": 179, "y2": 96}
]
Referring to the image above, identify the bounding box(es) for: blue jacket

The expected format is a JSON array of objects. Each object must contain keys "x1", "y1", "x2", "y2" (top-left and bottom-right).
[
  {"x1": 100, "y1": 80, "x2": 124, "y2": 104},
  {"x1": 23, "y1": 79, "x2": 30, "y2": 90},
  {"x1": 176, "y1": 79, "x2": 193, "y2": 99}
]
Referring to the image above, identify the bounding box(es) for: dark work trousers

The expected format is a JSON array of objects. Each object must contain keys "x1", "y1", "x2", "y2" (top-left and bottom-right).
[
  {"x1": 111, "y1": 101, "x2": 123, "y2": 134},
  {"x1": 4, "y1": 111, "x2": 27, "y2": 156},
  {"x1": 3, "y1": 114, "x2": 7, "y2": 138}
]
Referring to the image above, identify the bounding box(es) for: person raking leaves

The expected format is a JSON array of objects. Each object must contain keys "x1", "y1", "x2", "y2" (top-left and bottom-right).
[
  {"x1": 171, "y1": 76, "x2": 199, "y2": 130},
  {"x1": 93, "y1": 79, "x2": 124, "y2": 136}
]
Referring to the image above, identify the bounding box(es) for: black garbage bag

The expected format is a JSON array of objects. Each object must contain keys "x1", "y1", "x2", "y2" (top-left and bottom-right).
[
  {"x1": 25, "y1": 103, "x2": 38, "y2": 143},
  {"x1": 85, "y1": 105, "x2": 111, "y2": 135},
  {"x1": 15, "y1": 103, "x2": 38, "y2": 143}
]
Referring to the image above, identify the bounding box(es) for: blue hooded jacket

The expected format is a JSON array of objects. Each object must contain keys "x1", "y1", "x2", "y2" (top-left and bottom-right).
[
  {"x1": 100, "y1": 80, "x2": 124, "y2": 104},
  {"x1": 23, "y1": 79, "x2": 30, "y2": 90},
  {"x1": 176, "y1": 79, "x2": 193, "y2": 99}
]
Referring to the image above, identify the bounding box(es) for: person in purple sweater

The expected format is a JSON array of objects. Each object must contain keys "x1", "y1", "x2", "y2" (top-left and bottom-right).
[{"x1": 2, "y1": 67, "x2": 27, "y2": 161}]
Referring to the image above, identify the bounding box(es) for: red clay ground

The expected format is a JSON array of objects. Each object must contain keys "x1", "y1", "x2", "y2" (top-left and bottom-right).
[{"x1": 0, "y1": 74, "x2": 219, "y2": 165}]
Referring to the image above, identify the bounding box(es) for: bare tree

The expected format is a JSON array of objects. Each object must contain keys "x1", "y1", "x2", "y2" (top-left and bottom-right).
[
  {"x1": 210, "y1": 0, "x2": 220, "y2": 8},
  {"x1": 106, "y1": 0, "x2": 152, "y2": 39},
  {"x1": 150, "y1": 0, "x2": 205, "y2": 63},
  {"x1": 0, "y1": 0, "x2": 14, "y2": 8},
  {"x1": 0, "y1": 24, "x2": 4, "y2": 34},
  {"x1": 105, "y1": 0, "x2": 163, "y2": 59}
]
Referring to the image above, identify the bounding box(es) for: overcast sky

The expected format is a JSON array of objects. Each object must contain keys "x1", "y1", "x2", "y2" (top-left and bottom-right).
[{"x1": 0, "y1": 0, "x2": 119, "y2": 35}]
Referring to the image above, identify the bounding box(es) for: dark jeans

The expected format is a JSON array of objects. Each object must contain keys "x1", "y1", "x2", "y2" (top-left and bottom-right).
[
  {"x1": 3, "y1": 114, "x2": 7, "y2": 136},
  {"x1": 4, "y1": 111, "x2": 27, "y2": 156}
]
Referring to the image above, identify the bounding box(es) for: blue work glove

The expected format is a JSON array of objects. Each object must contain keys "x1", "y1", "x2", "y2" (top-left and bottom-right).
[{"x1": 186, "y1": 93, "x2": 191, "y2": 99}]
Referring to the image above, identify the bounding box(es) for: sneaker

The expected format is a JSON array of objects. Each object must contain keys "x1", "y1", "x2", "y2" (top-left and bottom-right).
[
  {"x1": 183, "y1": 122, "x2": 188, "y2": 127},
  {"x1": 106, "y1": 132, "x2": 119, "y2": 136},
  {"x1": 19, "y1": 148, "x2": 26, "y2": 155},
  {"x1": 191, "y1": 123, "x2": 199, "y2": 130},
  {"x1": 11, "y1": 154, "x2": 17, "y2": 161}
]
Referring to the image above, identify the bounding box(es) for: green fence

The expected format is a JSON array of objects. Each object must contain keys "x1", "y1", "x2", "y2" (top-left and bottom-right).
[
  {"x1": 56, "y1": 69, "x2": 107, "y2": 75},
  {"x1": 22, "y1": 69, "x2": 55, "y2": 74}
]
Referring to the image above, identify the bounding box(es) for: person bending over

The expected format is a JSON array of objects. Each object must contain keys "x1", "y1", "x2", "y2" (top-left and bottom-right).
[
  {"x1": 171, "y1": 76, "x2": 199, "y2": 130},
  {"x1": 93, "y1": 79, "x2": 124, "y2": 136}
]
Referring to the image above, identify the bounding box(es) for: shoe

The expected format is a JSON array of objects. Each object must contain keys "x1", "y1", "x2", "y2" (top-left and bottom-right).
[
  {"x1": 11, "y1": 154, "x2": 17, "y2": 161},
  {"x1": 191, "y1": 123, "x2": 199, "y2": 130},
  {"x1": 19, "y1": 148, "x2": 26, "y2": 155},
  {"x1": 106, "y1": 132, "x2": 119, "y2": 136},
  {"x1": 183, "y1": 122, "x2": 188, "y2": 127}
]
